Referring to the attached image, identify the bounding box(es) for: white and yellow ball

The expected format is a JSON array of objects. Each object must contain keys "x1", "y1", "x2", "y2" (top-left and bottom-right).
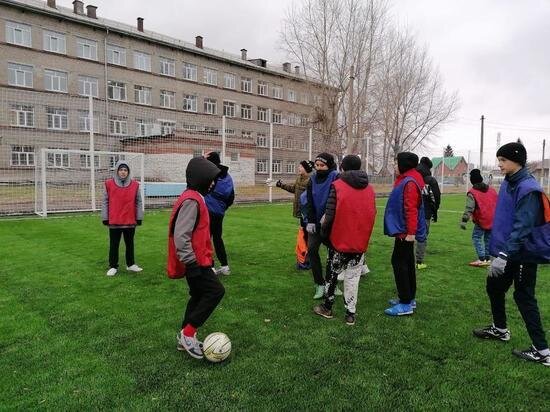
[{"x1": 202, "y1": 332, "x2": 231, "y2": 363}]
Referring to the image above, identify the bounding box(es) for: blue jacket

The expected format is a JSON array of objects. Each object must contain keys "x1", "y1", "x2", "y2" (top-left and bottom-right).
[
  {"x1": 384, "y1": 176, "x2": 427, "y2": 242},
  {"x1": 205, "y1": 168, "x2": 234, "y2": 216},
  {"x1": 307, "y1": 170, "x2": 339, "y2": 224},
  {"x1": 489, "y1": 167, "x2": 546, "y2": 262}
]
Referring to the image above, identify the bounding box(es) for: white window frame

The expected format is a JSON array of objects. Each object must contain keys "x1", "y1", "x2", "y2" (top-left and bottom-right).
[
  {"x1": 134, "y1": 85, "x2": 152, "y2": 105},
  {"x1": 44, "y1": 69, "x2": 68, "y2": 93},
  {"x1": 257, "y1": 107, "x2": 268, "y2": 122},
  {"x1": 160, "y1": 90, "x2": 176, "y2": 109},
  {"x1": 288, "y1": 89, "x2": 296, "y2": 102},
  {"x1": 78, "y1": 76, "x2": 98, "y2": 97},
  {"x1": 78, "y1": 110, "x2": 99, "y2": 132},
  {"x1": 109, "y1": 115, "x2": 128, "y2": 135},
  {"x1": 257, "y1": 81, "x2": 268, "y2": 96},
  {"x1": 286, "y1": 162, "x2": 296, "y2": 174},
  {"x1": 204, "y1": 98, "x2": 217, "y2": 115},
  {"x1": 8, "y1": 63, "x2": 33, "y2": 88},
  {"x1": 108, "y1": 81, "x2": 126, "y2": 101},
  {"x1": 80, "y1": 153, "x2": 100, "y2": 169},
  {"x1": 241, "y1": 77, "x2": 252, "y2": 93},
  {"x1": 301, "y1": 94, "x2": 309, "y2": 105},
  {"x1": 159, "y1": 57, "x2": 176, "y2": 77},
  {"x1": 183, "y1": 62, "x2": 197, "y2": 81},
  {"x1": 272, "y1": 110, "x2": 282, "y2": 124},
  {"x1": 10, "y1": 104, "x2": 34, "y2": 127},
  {"x1": 134, "y1": 51, "x2": 151, "y2": 72},
  {"x1": 160, "y1": 120, "x2": 176, "y2": 136},
  {"x1": 272, "y1": 160, "x2": 282, "y2": 174},
  {"x1": 203, "y1": 68, "x2": 218, "y2": 86},
  {"x1": 257, "y1": 133, "x2": 267, "y2": 147},
  {"x1": 274, "y1": 137, "x2": 282, "y2": 148},
  {"x1": 241, "y1": 104, "x2": 251, "y2": 120},
  {"x1": 135, "y1": 119, "x2": 154, "y2": 137},
  {"x1": 223, "y1": 101, "x2": 236, "y2": 117},
  {"x1": 256, "y1": 159, "x2": 268, "y2": 174},
  {"x1": 224, "y1": 73, "x2": 236, "y2": 89},
  {"x1": 183, "y1": 95, "x2": 198, "y2": 112},
  {"x1": 47, "y1": 150, "x2": 69, "y2": 168},
  {"x1": 10, "y1": 145, "x2": 35, "y2": 166},
  {"x1": 6, "y1": 21, "x2": 31, "y2": 47},
  {"x1": 77, "y1": 37, "x2": 98, "y2": 61},
  {"x1": 46, "y1": 107, "x2": 68, "y2": 130},
  {"x1": 107, "y1": 44, "x2": 127, "y2": 66},
  {"x1": 43, "y1": 30, "x2": 66, "y2": 54},
  {"x1": 242, "y1": 131, "x2": 252, "y2": 139},
  {"x1": 272, "y1": 86, "x2": 283, "y2": 100}
]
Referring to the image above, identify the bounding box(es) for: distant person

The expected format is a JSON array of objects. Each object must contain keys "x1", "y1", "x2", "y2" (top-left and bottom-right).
[
  {"x1": 101, "y1": 160, "x2": 143, "y2": 277},
  {"x1": 460, "y1": 169, "x2": 497, "y2": 267},
  {"x1": 415, "y1": 156, "x2": 441, "y2": 269},
  {"x1": 314, "y1": 155, "x2": 376, "y2": 325},
  {"x1": 272, "y1": 160, "x2": 314, "y2": 269},
  {"x1": 168, "y1": 157, "x2": 224, "y2": 360},
  {"x1": 473, "y1": 143, "x2": 549, "y2": 366},
  {"x1": 383, "y1": 152, "x2": 426, "y2": 316},
  {"x1": 205, "y1": 152, "x2": 235, "y2": 276}
]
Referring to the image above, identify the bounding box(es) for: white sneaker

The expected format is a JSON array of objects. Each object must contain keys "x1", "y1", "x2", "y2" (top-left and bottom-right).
[
  {"x1": 106, "y1": 268, "x2": 117, "y2": 277},
  {"x1": 176, "y1": 331, "x2": 203, "y2": 359},
  {"x1": 216, "y1": 265, "x2": 231, "y2": 276},
  {"x1": 127, "y1": 264, "x2": 143, "y2": 272}
]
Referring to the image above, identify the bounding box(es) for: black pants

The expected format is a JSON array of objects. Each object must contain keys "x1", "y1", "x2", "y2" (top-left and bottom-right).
[
  {"x1": 391, "y1": 238, "x2": 416, "y2": 304},
  {"x1": 487, "y1": 261, "x2": 548, "y2": 350},
  {"x1": 209, "y1": 212, "x2": 228, "y2": 266},
  {"x1": 109, "y1": 227, "x2": 135, "y2": 269},
  {"x1": 182, "y1": 268, "x2": 225, "y2": 329},
  {"x1": 307, "y1": 231, "x2": 330, "y2": 286}
]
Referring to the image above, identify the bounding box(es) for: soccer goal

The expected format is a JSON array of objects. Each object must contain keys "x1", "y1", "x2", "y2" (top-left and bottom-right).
[{"x1": 35, "y1": 149, "x2": 144, "y2": 217}]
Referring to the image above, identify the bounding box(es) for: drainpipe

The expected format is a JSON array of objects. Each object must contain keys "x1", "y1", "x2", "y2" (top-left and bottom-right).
[{"x1": 104, "y1": 27, "x2": 109, "y2": 143}]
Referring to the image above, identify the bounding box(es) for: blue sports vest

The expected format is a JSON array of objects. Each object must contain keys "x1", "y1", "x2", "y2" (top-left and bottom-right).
[
  {"x1": 205, "y1": 174, "x2": 234, "y2": 216},
  {"x1": 311, "y1": 170, "x2": 338, "y2": 223},
  {"x1": 383, "y1": 176, "x2": 427, "y2": 242}
]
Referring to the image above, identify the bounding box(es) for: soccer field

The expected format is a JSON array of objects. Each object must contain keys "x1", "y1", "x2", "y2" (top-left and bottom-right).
[{"x1": 0, "y1": 194, "x2": 548, "y2": 410}]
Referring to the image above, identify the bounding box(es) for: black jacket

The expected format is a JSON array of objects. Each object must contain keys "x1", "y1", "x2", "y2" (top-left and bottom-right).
[{"x1": 417, "y1": 164, "x2": 441, "y2": 221}]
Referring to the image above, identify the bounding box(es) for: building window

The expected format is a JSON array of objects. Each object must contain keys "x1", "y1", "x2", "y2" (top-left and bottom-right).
[
  {"x1": 256, "y1": 159, "x2": 268, "y2": 173},
  {"x1": 274, "y1": 137, "x2": 282, "y2": 148},
  {"x1": 300, "y1": 115, "x2": 309, "y2": 127},
  {"x1": 288, "y1": 89, "x2": 296, "y2": 102},
  {"x1": 78, "y1": 110, "x2": 99, "y2": 132},
  {"x1": 77, "y1": 37, "x2": 98, "y2": 60},
  {"x1": 159, "y1": 57, "x2": 175, "y2": 77},
  {"x1": 79, "y1": 154, "x2": 99, "y2": 169},
  {"x1": 272, "y1": 86, "x2": 282, "y2": 100},
  {"x1": 78, "y1": 76, "x2": 98, "y2": 97},
  {"x1": 285, "y1": 138, "x2": 294, "y2": 149},
  {"x1": 241, "y1": 77, "x2": 252, "y2": 93},
  {"x1": 135, "y1": 119, "x2": 154, "y2": 136},
  {"x1": 313, "y1": 94, "x2": 321, "y2": 106},
  {"x1": 257, "y1": 81, "x2": 268, "y2": 96},
  {"x1": 44, "y1": 69, "x2": 68, "y2": 93},
  {"x1": 11, "y1": 145, "x2": 34, "y2": 166},
  {"x1": 43, "y1": 30, "x2": 66, "y2": 54},
  {"x1": 224, "y1": 73, "x2": 235, "y2": 89},
  {"x1": 134, "y1": 85, "x2": 152, "y2": 105},
  {"x1": 288, "y1": 113, "x2": 297, "y2": 126},
  {"x1": 109, "y1": 115, "x2": 127, "y2": 135},
  {"x1": 257, "y1": 107, "x2": 268, "y2": 122},
  {"x1": 230, "y1": 152, "x2": 240, "y2": 162},
  {"x1": 242, "y1": 131, "x2": 252, "y2": 139},
  {"x1": 134, "y1": 51, "x2": 151, "y2": 72},
  {"x1": 301, "y1": 94, "x2": 309, "y2": 105},
  {"x1": 160, "y1": 120, "x2": 176, "y2": 135},
  {"x1": 6, "y1": 21, "x2": 31, "y2": 47},
  {"x1": 241, "y1": 104, "x2": 251, "y2": 120},
  {"x1": 204, "y1": 68, "x2": 217, "y2": 86},
  {"x1": 257, "y1": 133, "x2": 267, "y2": 147},
  {"x1": 223, "y1": 101, "x2": 236, "y2": 117},
  {"x1": 108, "y1": 81, "x2": 126, "y2": 101},
  {"x1": 46, "y1": 107, "x2": 68, "y2": 130},
  {"x1": 204, "y1": 98, "x2": 217, "y2": 115},
  {"x1": 183, "y1": 62, "x2": 197, "y2": 81},
  {"x1": 10, "y1": 104, "x2": 34, "y2": 127},
  {"x1": 107, "y1": 44, "x2": 126, "y2": 66},
  {"x1": 160, "y1": 90, "x2": 176, "y2": 109},
  {"x1": 47, "y1": 150, "x2": 69, "y2": 168},
  {"x1": 183, "y1": 95, "x2": 197, "y2": 112},
  {"x1": 8, "y1": 63, "x2": 33, "y2": 88},
  {"x1": 272, "y1": 160, "x2": 282, "y2": 174},
  {"x1": 286, "y1": 162, "x2": 296, "y2": 174},
  {"x1": 272, "y1": 110, "x2": 282, "y2": 124},
  {"x1": 299, "y1": 141, "x2": 307, "y2": 151}
]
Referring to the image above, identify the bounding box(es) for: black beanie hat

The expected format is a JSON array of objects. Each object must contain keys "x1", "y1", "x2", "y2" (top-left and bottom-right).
[
  {"x1": 300, "y1": 160, "x2": 314, "y2": 173},
  {"x1": 315, "y1": 152, "x2": 336, "y2": 169},
  {"x1": 206, "y1": 151, "x2": 221, "y2": 166},
  {"x1": 397, "y1": 152, "x2": 419, "y2": 174},
  {"x1": 469, "y1": 168, "x2": 483, "y2": 184},
  {"x1": 341, "y1": 155, "x2": 362, "y2": 171},
  {"x1": 420, "y1": 156, "x2": 433, "y2": 169},
  {"x1": 496, "y1": 142, "x2": 527, "y2": 167}
]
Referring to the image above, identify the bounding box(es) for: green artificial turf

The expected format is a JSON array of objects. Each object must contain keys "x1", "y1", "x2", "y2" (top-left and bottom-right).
[{"x1": 0, "y1": 194, "x2": 548, "y2": 410}]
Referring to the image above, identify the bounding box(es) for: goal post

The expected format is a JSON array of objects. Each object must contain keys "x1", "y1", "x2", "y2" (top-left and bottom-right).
[{"x1": 35, "y1": 148, "x2": 144, "y2": 217}]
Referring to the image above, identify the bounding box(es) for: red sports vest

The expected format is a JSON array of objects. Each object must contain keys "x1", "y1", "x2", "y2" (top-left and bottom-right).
[
  {"x1": 167, "y1": 190, "x2": 213, "y2": 279},
  {"x1": 469, "y1": 187, "x2": 498, "y2": 230},
  {"x1": 105, "y1": 179, "x2": 139, "y2": 225},
  {"x1": 330, "y1": 180, "x2": 377, "y2": 253}
]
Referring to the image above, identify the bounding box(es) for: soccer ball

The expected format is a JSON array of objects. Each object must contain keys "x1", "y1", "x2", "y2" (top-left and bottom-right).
[{"x1": 202, "y1": 332, "x2": 231, "y2": 363}]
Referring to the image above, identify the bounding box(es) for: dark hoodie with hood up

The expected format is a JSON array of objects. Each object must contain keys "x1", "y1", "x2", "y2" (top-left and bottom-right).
[{"x1": 416, "y1": 163, "x2": 441, "y2": 221}]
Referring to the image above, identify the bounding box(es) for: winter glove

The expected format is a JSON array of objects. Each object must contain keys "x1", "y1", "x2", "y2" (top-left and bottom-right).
[
  {"x1": 136, "y1": 220, "x2": 142, "y2": 226},
  {"x1": 488, "y1": 256, "x2": 507, "y2": 278},
  {"x1": 102, "y1": 220, "x2": 109, "y2": 226},
  {"x1": 265, "y1": 178, "x2": 276, "y2": 187},
  {"x1": 275, "y1": 180, "x2": 283, "y2": 188},
  {"x1": 459, "y1": 222, "x2": 467, "y2": 230},
  {"x1": 306, "y1": 223, "x2": 316, "y2": 234}
]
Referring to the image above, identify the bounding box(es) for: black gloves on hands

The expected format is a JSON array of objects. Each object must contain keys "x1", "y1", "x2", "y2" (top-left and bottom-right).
[
  {"x1": 275, "y1": 180, "x2": 283, "y2": 188},
  {"x1": 137, "y1": 220, "x2": 142, "y2": 226},
  {"x1": 103, "y1": 220, "x2": 109, "y2": 226}
]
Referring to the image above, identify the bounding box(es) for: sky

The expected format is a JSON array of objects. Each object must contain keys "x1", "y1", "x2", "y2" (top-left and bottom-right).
[{"x1": 56, "y1": 0, "x2": 550, "y2": 168}]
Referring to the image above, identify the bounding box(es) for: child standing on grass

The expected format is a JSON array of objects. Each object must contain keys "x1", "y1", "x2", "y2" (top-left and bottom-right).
[
  {"x1": 460, "y1": 169, "x2": 498, "y2": 267},
  {"x1": 313, "y1": 155, "x2": 376, "y2": 325},
  {"x1": 383, "y1": 152, "x2": 426, "y2": 316},
  {"x1": 473, "y1": 143, "x2": 549, "y2": 366},
  {"x1": 101, "y1": 160, "x2": 143, "y2": 277},
  {"x1": 167, "y1": 157, "x2": 225, "y2": 360}
]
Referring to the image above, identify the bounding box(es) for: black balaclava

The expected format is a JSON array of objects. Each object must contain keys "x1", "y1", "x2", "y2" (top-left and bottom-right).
[
  {"x1": 397, "y1": 152, "x2": 419, "y2": 174},
  {"x1": 469, "y1": 169, "x2": 483, "y2": 185},
  {"x1": 186, "y1": 157, "x2": 221, "y2": 195}
]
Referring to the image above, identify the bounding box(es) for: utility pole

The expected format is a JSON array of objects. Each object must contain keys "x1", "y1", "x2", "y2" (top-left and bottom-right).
[
  {"x1": 480, "y1": 115, "x2": 485, "y2": 171},
  {"x1": 346, "y1": 65, "x2": 355, "y2": 155}
]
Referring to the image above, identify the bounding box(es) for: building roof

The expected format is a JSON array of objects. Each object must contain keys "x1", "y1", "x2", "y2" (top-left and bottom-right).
[
  {"x1": 3, "y1": 0, "x2": 325, "y2": 85},
  {"x1": 431, "y1": 156, "x2": 466, "y2": 170}
]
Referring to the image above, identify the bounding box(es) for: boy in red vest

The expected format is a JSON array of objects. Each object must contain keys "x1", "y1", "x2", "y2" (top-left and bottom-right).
[
  {"x1": 101, "y1": 161, "x2": 143, "y2": 277},
  {"x1": 168, "y1": 157, "x2": 224, "y2": 360},
  {"x1": 313, "y1": 155, "x2": 376, "y2": 325},
  {"x1": 460, "y1": 169, "x2": 498, "y2": 267}
]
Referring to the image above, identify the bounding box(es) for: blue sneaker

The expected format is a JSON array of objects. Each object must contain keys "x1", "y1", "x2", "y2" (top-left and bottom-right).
[
  {"x1": 388, "y1": 298, "x2": 417, "y2": 308},
  {"x1": 384, "y1": 303, "x2": 414, "y2": 316}
]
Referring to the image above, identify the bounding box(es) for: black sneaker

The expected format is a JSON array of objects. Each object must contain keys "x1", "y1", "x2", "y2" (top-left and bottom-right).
[
  {"x1": 344, "y1": 312, "x2": 356, "y2": 326},
  {"x1": 473, "y1": 325, "x2": 511, "y2": 342},
  {"x1": 512, "y1": 346, "x2": 550, "y2": 366},
  {"x1": 313, "y1": 304, "x2": 333, "y2": 319}
]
